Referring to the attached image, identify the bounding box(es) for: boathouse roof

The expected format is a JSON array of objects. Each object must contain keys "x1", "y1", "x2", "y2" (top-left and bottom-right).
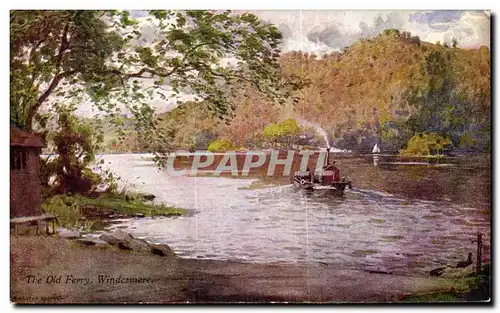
[{"x1": 10, "y1": 127, "x2": 44, "y2": 148}]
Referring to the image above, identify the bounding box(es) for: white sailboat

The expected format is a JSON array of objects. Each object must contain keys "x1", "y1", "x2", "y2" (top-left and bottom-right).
[{"x1": 372, "y1": 143, "x2": 381, "y2": 154}]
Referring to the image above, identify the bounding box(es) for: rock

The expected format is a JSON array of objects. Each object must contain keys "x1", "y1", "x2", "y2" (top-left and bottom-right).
[
  {"x1": 367, "y1": 269, "x2": 393, "y2": 275},
  {"x1": 140, "y1": 193, "x2": 156, "y2": 201},
  {"x1": 150, "y1": 244, "x2": 175, "y2": 257},
  {"x1": 99, "y1": 230, "x2": 175, "y2": 257},
  {"x1": 117, "y1": 243, "x2": 133, "y2": 251},
  {"x1": 57, "y1": 228, "x2": 81, "y2": 239},
  {"x1": 134, "y1": 213, "x2": 145, "y2": 218},
  {"x1": 429, "y1": 267, "x2": 447, "y2": 277},
  {"x1": 75, "y1": 237, "x2": 108, "y2": 248},
  {"x1": 127, "y1": 237, "x2": 153, "y2": 253},
  {"x1": 100, "y1": 229, "x2": 133, "y2": 246},
  {"x1": 112, "y1": 229, "x2": 132, "y2": 240},
  {"x1": 456, "y1": 253, "x2": 473, "y2": 268},
  {"x1": 99, "y1": 233, "x2": 119, "y2": 246},
  {"x1": 164, "y1": 213, "x2": 182, "y2": 217}
]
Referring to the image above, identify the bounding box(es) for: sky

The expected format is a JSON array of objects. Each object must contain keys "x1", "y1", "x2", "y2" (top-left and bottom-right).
[
  {"x1": 130, "y1": 10, "x2": 490, "y2": 52},
  {"x1": 247, "y1": 10, "x2": 490, "y2": 54},
  {"x1": 75, "y1": 10, "x2": 490, "y2": 117}
]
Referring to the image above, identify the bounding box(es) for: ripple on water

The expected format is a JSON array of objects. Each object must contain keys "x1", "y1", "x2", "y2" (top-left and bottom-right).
[{"x1": 100, "y1": 154, "x2": 490, "y2": 275}]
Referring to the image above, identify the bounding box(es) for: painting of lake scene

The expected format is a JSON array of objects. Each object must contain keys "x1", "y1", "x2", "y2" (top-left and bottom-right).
[{"x1": 10, "y1": 9, "x2": 491, "y2": 304}]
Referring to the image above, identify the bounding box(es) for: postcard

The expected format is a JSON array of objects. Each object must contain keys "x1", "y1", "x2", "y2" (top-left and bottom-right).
[{"x1": 10, "y1": 9, "x2": 491, "y2": 304}]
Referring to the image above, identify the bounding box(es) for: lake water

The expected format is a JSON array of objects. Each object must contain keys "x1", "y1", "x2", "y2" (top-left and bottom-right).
[{"x1": 98, "y1": 153, "x2": 490, "y2": 276}]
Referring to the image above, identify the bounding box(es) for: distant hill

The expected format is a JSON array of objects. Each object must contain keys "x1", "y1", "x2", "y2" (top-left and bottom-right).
[
  {"x1": 102, "y1": 29, "x2": 491, "y2": 153},
  {"x1": 278, "y1": 29, "x2": 490, "y2": 152}
]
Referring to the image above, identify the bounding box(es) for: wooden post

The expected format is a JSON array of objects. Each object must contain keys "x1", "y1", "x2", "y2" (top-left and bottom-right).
[{"x1": 476, "y1": 232, "x2": 482, "y2": 274}]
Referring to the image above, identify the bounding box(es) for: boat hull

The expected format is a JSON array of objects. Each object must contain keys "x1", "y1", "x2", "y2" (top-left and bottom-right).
[{"x1": 292, "y1": 176, "x2": 352, "y2": 193}]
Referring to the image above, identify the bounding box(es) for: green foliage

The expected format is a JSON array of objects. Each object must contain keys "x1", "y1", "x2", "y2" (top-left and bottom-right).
[
  {"x1": 40, "y1": 106, "x2": 118, "y2": 195},
  {"x1": 10, "y1": 10, "x2": 305, "y2": 137},
  {"x1": 207, "y1": 139, "x2": 234, "y2": 152},
  {"x1": 402, "y1": 292, "x2": 461, "y2": 303},
  {"x1": 42, "y1": 194, "x2": 187, "y2": 229},
  {"x1": 10, "y1": 10, "x2": 124, "y2": 130},
  {"x1": 400, "y1": 132, "x2": 452, "y2": 156},
  {"x1": 388, "y1": 46, "x2": 489, "y2": 151},
  {"x1": 261, "y1": 118, "x2": 301, "y2": 149},
  {"x1": 401, "y1": 273, "x2": 489, "y2": 303},
  {"x1": 42, "y1": 196, "x2": 83, "y2": 228},
  {"x1": 41, "y1": 195, "x2": 93, "y2": 231},
  {"x1": 382, "y1": 28, "x2": 401, "y2": 37},
  {"x1": 458, "y1": 133, "x2": 478, "y2": 148},
  {"x1": 75, "y1": 193, "x2": 187, "y2": 216},
  {"x1": 263, "y1": 118, "x2": 300, "y2": 139}
]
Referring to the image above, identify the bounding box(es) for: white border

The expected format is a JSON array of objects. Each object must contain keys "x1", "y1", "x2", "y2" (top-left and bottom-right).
[
  {"x1": 2, "y1": 0, "x2": 498, "y2": 10},
  {"x1": 1, "y1": 0, "x2": 497, "y2": 312}
]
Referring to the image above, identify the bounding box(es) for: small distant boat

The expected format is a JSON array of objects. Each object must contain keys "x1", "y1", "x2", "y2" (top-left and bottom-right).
[{"x1": 372, "y1": 144, "x2": 380, "y2": 154}]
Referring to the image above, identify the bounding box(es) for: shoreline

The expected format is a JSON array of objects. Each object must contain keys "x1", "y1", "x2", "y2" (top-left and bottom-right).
[
  {"x1": 10, "y1": 236, "x2": 483, "y2": 304},
  {"x1": 40, "y1": 193, "x2": 188, "y2": 232}
]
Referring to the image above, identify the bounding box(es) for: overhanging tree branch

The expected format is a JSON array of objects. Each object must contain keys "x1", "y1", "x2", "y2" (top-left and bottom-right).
[{"x1": 27, "y1": 23, "x2": 71, "y2": 131}]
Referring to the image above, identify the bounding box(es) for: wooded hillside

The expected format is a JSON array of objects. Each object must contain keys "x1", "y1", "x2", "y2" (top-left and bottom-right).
[{"x1": 103, "y1": 29, "x2": 491, "y2": 153}]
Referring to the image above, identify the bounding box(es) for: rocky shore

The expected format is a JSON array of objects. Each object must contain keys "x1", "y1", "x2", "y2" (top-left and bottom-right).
[{"x1": 10, "y1": 235, "x2": 480, "y2": 304}]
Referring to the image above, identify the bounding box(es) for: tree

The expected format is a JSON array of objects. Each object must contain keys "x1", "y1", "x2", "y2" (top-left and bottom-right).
[
  {"x1": 383, "y1": 29, "x2": 400, "y2": 37},
  {"x1": 40, "y1": 105, "x2": 118, "y2": 196},
  {"x1": 263, "y1": 118, "x2": 301, "y2": 148},
  {"x1": 10, "y1": 10, "x2": 305, "y2": 137},
  {"x1": 207, "y1": 139, "x2": 234, "y2": 152},
  {"x1": 400, "y1": 132, "x2": 452, "y2": 156},
  {"x1": 11, "y1": 11, "x2": 122, "y2": 130}
]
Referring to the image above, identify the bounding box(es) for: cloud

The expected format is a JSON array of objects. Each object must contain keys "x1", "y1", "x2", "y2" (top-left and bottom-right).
[
  {"x1": 409, "y1": 11, "x2": 464, "y2": 24},
  {"x1": 130, "y1": 10, "x2": 149, "y2": 18},
  {"x1": 277, "y1": 22, "x2": 293, "y2": 39},
  {"x1": 408, "y1": 11, "x2": 464, "y2": 33},
  {"x1": 250, "y1": 10, "x2": 490, "y2": 54},
  {"x1": 450, "y1": 11, "x2": 490, "y2": 48},
  {"x1": 305, "y1": 12, "x2": 406, "y2": 50}
]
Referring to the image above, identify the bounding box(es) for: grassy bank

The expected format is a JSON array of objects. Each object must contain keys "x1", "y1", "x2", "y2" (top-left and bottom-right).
[
  {"x1": 42, "y1": 193, "x2": 187, "y2": 230},
  {"x1": 401, "y1": 270, "x2": 490, "y2": 303}
]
